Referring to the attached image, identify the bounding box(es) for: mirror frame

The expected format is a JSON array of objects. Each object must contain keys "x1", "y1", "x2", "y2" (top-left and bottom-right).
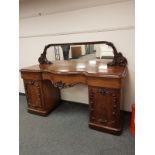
[{"x1": 38, "y1": 41, "x2": 127, "y2": 67}]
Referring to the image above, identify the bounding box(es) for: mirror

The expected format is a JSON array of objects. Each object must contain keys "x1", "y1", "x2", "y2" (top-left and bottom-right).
[
  {"x1": 38, "y1": 41, "x2": 127, "y2": 67},
  {"x1": 46, "y1": 43, "x2": 114, "y2": 61}
]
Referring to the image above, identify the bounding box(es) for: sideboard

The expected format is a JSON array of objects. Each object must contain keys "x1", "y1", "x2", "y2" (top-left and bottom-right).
[{"x1": 20, "y1": 60, "x2": 127, "y2": 135}]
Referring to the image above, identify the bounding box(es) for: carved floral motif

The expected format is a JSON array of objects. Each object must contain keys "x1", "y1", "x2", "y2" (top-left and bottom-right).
[{"x1": 24, "y1": 80, "x2": 43, "y2": 108}]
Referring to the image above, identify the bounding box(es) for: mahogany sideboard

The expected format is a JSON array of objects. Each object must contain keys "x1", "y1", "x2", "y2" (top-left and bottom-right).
[{"x1": 20, "y1": 60, "x2": 127, "y2": 135}]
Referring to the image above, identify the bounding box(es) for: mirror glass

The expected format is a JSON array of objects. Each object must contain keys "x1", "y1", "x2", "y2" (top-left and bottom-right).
[{"x1": 46, "y1": 43, "x2": 114, "y2": 63}]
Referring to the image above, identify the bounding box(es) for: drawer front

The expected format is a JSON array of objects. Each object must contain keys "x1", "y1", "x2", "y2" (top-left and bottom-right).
[
  {"x1": 21, "y1": 72, "x2": 42, "y2": 80},
  {"x1": 87, "y1": 77, "x2": 122, "y2": 89}
]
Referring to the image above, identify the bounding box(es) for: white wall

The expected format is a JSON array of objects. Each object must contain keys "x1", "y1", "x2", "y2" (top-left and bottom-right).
[{"x1": 19, "y1": 0, "x2": 135, "y2": 111}]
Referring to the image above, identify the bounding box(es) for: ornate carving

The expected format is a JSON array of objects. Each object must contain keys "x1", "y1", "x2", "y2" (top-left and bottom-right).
[
  {"x1": 89, "y1": 87, "x2": 120, "y2": 125},
  {"x1": 97, "y1": 88, "x2": 119, "y2": 121},
  {"x1": 38, "y1": 45, "x2": 52, "y2": 64},
  {"x1": 24, "y1": 80, "x2": 43, "y2": 108},
  {"x1": 97, "y1": 88, "x2": 113, "y2": 95},
  {"x1": 100, "y1": 42, "x2": 127, "y2": 67},
  {"x1": 108, "y1": 52, "x2": 127, "y2": 67},
  {"x1": 51, "y1": 81, "x2": 81, "y2": 89},
  {"x1": 89, "y1": 88, "x2": 95, "y2": 112}
]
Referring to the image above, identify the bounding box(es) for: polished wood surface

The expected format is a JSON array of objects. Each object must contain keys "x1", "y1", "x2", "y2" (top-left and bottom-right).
[
  {"x1": 20, "y1": 60, "x2": 127, "y2": 135},
  {"x1": 21, "y1": 60, "x2": 127, "y2": 78}
]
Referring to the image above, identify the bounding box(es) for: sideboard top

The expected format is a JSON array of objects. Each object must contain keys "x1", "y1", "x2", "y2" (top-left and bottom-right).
[{"x1": 20, "y1": 60, "x2": 127, "y2": 78}]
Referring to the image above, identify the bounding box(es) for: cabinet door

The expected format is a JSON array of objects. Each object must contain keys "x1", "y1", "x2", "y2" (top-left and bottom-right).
[
  {"x1": 24, "y1": 80, "x2": 44, "y2": 110},
  {"x1": 89, "y1": 86, "x2": 121, "y2": 128}
]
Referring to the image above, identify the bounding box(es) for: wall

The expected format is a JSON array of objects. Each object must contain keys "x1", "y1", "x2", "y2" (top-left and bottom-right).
[{"x1": 19, "y1": 0, "x2": 135, "y2": 111}]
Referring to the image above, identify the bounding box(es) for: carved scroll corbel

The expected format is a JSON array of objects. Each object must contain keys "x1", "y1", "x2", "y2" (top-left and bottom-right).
[
  {"x1": 108, "y1": 52, "x2": 127, "y2": 67},
  {"x1": 100, "y1": 42, "x2": 127, "y2": 67},
  {"x1": 38, "y1": 45, "x2": 52, "y2": 64},
  {"x1": 38, "y1": 53, "x2": 52, "y2": 64}
]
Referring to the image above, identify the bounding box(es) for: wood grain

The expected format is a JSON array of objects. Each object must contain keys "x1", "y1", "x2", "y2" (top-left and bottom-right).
[{"x1": 20, "y1": 59, "x2": 127, "y2": 134}]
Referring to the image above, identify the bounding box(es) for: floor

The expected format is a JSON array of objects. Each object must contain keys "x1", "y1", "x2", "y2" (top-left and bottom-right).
[{"x1": 19, "y1": 95, "x2": 135, "y2": 155}]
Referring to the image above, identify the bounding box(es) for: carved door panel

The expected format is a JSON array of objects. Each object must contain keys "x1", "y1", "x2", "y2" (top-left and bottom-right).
[
  {"x1": 24, "y1": 80, "x2": 44, "y2": 110},
  {"x1": 89, "y1": 86, "x2": 121, "y2": 128}
]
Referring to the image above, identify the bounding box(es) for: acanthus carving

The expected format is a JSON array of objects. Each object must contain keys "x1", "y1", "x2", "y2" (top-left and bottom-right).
[
  {"x1": 108, "y1": 52, "x2": 127, "y2": 67},
  {"x1": 51, "y1": 81, "x2": 82, "y2": 89},
  {"x1": 24, "y1": 80, "x2": 43, "y2": 108}
]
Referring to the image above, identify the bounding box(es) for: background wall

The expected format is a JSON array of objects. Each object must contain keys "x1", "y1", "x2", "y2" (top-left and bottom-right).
[{"x1": 19, "y1": 0, "x2": 135, "y2": 111}]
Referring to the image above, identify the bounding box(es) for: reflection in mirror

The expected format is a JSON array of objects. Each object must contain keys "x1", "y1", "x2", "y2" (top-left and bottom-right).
[
  {"x1": 46, "y1": 43, "x2": 114, "y2": 63},
  {"x1": 39, "y1": 41, "x2": 127, "y2": 66}
]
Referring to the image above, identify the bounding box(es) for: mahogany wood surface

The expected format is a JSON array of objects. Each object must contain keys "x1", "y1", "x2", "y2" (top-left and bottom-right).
[
  {"x1": 21, "y1": 60, "x2": 127, "y2": 78},
  {"x1": 20, "y1": 60, "x2": 127, "y2": 135}
]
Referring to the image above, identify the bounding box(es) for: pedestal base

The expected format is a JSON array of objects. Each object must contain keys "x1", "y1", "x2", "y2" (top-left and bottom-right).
[
  {"x1": 28, "y1": 108, "x2": 50, "y2": 116},
  {"x1": 89, "y1": 122, "x2": 122, "y2": 135}
]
